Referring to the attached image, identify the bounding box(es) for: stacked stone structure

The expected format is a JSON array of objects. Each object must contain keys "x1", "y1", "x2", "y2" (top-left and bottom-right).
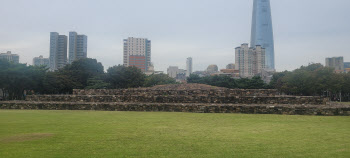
[{"x1": 1, "y1": 84, "x2": 349, "y2": 116}]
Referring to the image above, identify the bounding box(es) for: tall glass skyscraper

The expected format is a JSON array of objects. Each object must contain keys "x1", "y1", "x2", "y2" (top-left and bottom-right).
[{"x1": 251, "y1": 0, "x2": 275, "y2": 70}]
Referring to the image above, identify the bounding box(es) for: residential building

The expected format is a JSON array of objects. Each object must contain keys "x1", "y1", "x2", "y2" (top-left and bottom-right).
[
  {"x1": 50, "y1": 32, "x2": 68, "y2": 71},
  {"x1": 176, "y1": 69, "x2": 187, "y2": 82},
  {"x1": 193, "y1": 71, "x2": 209, "y2": 77},
  {"x1": 206, "y1": 65, "x2": 218, "y2": 74},
  {"x1": 167, "y1": 66, "x2": 186, "y2": 82},
  {"x1": 325, "y1": 57, "x2": 344, "y2": 71},
  {"x1": 123, "y1": 37, "x2": 151, "y2": 72},
  {"x1": 259, "y1": 69, "x2": 275, "y2": 83},
  {"x1": 0, "y1": 51, "x2": 19, "y2": 63},
  {"x1": 212, "y1": 69, "x2": 240, "y2": 78},
  {"x1": 167, "y1": 66, "x2": 179, "y2": 78},
  {"x1": 251, "y1": 0, "x2": 275, "y2": 70},
  {"x1": 69, "y1": 32, "x2": 87, "y2": 64},
  {"x1": 145, "y1": 63, "x2": 164, "y2": 75},
  {"x1": 344, "y1": 62, "x2": 350, "y2": 69},
  {"x1": 33, "y1": 55, "x2": 49, "y2": 68},
  {"x1": 226, "y1": 63, "x2": 235, "y2": 70},
  {"x1": 235, "y1": 43, "x2": 266, "y2": 78},
  {"x1": 186, "y1": 57, "x2": 193, "y2": 77},
  {"x1": 345, "y1": 68, "x2": 350, "y2": 73}
]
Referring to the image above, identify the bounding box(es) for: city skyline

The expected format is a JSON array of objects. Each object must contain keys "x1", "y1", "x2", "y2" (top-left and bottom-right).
[{"x1": 0, "y1": 0, "x2": 349, "y2": 72}]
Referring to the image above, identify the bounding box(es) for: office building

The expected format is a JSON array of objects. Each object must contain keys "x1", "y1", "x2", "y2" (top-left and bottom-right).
[
  {"x1": 0, "y1": 51, "x2": 19, "y2": 63},
  {"x1": 186, "y1": 57, "x2": 193, "y2": 77},
  {"x1": 226, "y1": 63, "x2": 235, "y2": 70},
  {"x1": 50, "y1": 32, "x2": 68, "y2": 71},
  {"x1": 69, "y1": 32, "x2": 87, "y2": 64},
  {"x1": 325, "y1": 57, "x2": 344, "y2": 72},
  {"x1": 235, "y1": 43, "x2": 266, "y2": 78},
  {"x1": 123, "y1": 37, "x2": 151, "y2": 72},
  {"x1": 33, "y1": 55, "x2": 49, "y2": 68},
  {"x1": 251, "y1": 0, "x2": 275, "y2": 70}
]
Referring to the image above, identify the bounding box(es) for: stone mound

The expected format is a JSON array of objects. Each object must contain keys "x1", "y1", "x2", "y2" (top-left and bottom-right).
[{"x1": 148, "y1": 83, "x2": 228, "y2": 90}]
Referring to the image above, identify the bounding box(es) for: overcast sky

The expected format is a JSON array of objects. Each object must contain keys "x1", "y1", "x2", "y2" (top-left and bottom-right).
[{"x1": 0, "y1": 0, "x2": 349, "y2": 72}]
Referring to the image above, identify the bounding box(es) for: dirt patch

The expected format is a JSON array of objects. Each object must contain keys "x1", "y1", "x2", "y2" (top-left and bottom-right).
[{"x1": 0, "y1": 133, "x2": 54, "y2": 143}]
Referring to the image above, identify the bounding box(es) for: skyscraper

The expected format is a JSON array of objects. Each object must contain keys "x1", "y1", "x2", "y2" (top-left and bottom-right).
[
  {"x1": 251, "y1": 0, "x2": 275, "y2": 70},
  {"x1": 186, "y1": 57, "x2": 193, "y2": 77},
  {"x1": 123, "y1": 37, "x2": 151, "y2": 72},
  {"x1": 69, "y1": 32, "x2": 87, "y2": 64},
  {"x1": 50, "y1": 32, "x2": 67, "y2": 71}
]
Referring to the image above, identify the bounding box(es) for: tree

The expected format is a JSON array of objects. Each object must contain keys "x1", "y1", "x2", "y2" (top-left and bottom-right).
[
  {"x1": 106, "y1": 65, "x2": 145, "y2": 89},
  {"x1": 270, "y1": 63, "x2": 348, "y2": 98},
  {"x1": 0, "y1": 60, "x2": 42, "y2": 100},
  {"x1": 60, "y1": 58, "x2": 104, "y2": 88},
  {"x1": 187, "y1": 74, "x2": 203, "y2": 84},
  {"x1": 85, "y1": 76, "x2": 110, "y2": 89},
  {"x1": 144, "y1": 74, "x2": 176, "y2": 87},
  {"x1": 187, "y1": 74, "x2": 268, "y2": 89}
]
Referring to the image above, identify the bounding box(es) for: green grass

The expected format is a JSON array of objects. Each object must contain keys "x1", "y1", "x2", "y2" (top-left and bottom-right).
[{"x1": 0, "y1": 110, "x2": 349, "y2": 158}]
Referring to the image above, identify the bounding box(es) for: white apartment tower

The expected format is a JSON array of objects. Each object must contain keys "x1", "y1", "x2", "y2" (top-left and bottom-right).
[
  {"x1": 326, "y1": 57, "x2": 344, "y2": 71},
  {"x1": 69, "y1": 32, "x2": 88, "y2": 64},
  {"x1": 50, "y1": 32, "x2": 68, "y2": 71},
  {"x1": 186, "y1": 57, "x2": 193, "y2": 77},
  {"x1": 0, "y1": 51, "x2": 19, "y2": 63},
  {"x1": 33, "y1": 55, "x2": 49, "y2": 68},
  {"x1": 235, "y1": 43, "x2": 266, "y2": 78},
  {"x1": 167, "y1": 66, "x2": 179, "y2": 78},
  {"x1": 123, "y1": 37, "x2": 151, "y2": 72}
]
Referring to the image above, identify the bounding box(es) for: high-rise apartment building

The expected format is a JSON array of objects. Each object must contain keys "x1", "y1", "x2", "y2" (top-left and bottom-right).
[
  {"x1": 235, "y1": 44, "x2": 266, "y2": 78},
  {"x1": 326, "y1": 57, "x2": 344, "y2": 71},
  {"x1": 69, "y1": 32, "x2": 87, "y2": 64},
  {"x1": 0, "y1": 51, "x2": 19, "y2": 63},
  {"x1": 50, "y1": 32, "x2": 67, "y2": 71},
  {"x1": 251, "y1": 0, "x2": 275, "y2": 70},
  {"x1": 33, "y1": 55, "x2": 49, "y2": 68},
  {"x1": 123, "y1": 37, "x2": 151, "y2": 72},
  {"x1": 186, "y1": 57, "x2": 193, "y2": 77}
]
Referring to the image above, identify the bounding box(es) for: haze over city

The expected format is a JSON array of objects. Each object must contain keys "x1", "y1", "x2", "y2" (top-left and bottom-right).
[{"x1": 0, "y1": 0, "x2": 349, "y2": 72}]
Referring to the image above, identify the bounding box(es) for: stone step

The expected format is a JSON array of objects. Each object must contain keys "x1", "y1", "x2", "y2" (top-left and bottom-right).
[
  {"x1": 0, "y1": 101, "x2": 348, "y2": 116},
  {"x1": 25, "y1": 95, "x2": 327, "y2": 105},
  {"x1": 73, "y1": 89, "x2": 279, "y2": 96}
]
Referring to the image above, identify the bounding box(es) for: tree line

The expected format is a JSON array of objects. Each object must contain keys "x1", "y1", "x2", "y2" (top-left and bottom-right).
[
  {"x1": 270, "y1": 63, "x2": 350, "y2": 101},
  {"x1": 187, "y1": 75, "x2": 270, "y2": 89},
  {"x1": 0, "y1": 58, "x2": 175, "y2": 100},
  {"x1": 1, "y1": 59, "x2": 349, "y2": 101}
]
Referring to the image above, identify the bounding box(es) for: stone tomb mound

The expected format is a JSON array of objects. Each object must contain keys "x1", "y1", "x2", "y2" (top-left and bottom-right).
[
  {"x1": 1, "y1": 84, "x2": 348, "y2": 116},
  {"x1": 27, "y1": 84, "x2": 324, "y2": 105}
]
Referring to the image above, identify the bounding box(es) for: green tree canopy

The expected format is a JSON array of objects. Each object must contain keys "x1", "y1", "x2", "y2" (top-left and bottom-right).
[
  {"x1": 106, "y1": 65, "x2": 145, "y2": 89},
  {"x1": 144, "y1": 74, "x2": 176, "y2": 87}
]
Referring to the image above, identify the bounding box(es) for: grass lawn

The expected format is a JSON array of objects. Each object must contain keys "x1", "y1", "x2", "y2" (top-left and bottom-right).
[{"x1": 0, "y1": 110, "x2": 349, "y2": 158}]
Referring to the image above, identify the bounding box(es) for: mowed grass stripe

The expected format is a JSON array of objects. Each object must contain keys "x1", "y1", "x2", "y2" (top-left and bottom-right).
[{"x1": 0, "y1": 110, "x2": 349, "y2": 158}]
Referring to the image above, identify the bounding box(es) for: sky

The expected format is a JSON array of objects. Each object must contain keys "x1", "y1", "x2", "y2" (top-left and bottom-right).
[{"x1": 0, "y1": 0, "x2": 349, "y2": 72}]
